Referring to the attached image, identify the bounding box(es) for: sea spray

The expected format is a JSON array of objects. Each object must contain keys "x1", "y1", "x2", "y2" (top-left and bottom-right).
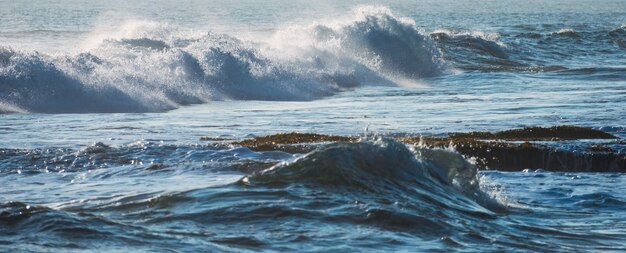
[{"x1": 0, "y1": 7, "x2": 446, "y2": 113}]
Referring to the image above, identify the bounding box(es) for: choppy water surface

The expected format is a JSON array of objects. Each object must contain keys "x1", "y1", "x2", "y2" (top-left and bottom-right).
[
  {"x1": 2, "y1": 140, "x2": 626, "y2": 252},
  {"x1": 1, "y1": 0, "x2": 626, "y2": 252}
]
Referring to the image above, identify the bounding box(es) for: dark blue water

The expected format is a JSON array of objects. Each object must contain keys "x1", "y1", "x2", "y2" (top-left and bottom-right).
[
  {"x1": 1, "y1": 1, "x2": 626, "y2": 252},
  {"x1": 1, "y1": 139, "x2": 625, "y2": 252}
]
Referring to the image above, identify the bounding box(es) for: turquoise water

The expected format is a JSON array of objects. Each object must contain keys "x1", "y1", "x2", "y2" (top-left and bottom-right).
[{"x1": 1, "y1": 1, "x2": 626, "y2": 252}]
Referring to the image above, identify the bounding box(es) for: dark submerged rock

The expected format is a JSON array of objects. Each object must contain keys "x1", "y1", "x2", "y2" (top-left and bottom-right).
[
  {"x1": 231, "y1": 132, "x2": 358, "y2": 153},
  {"x1": 450, "y1": 125, "x2": 618, "y2": 141},
  {"x1": 222, "y1": 126, "x2": 625, "y2": 172}
]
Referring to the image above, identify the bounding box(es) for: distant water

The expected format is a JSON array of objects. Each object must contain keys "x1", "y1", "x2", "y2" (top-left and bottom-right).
[{"x1": 1, "y1": 1, "x2": 626, "y2": 252}]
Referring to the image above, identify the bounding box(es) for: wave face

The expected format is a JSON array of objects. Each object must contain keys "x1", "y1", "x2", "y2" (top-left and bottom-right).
[
  {"x1": 431, "y1": 23, "x2": 626, "y2": 74},
  {"x1": 4, "y1": 138, "x2": 626, "y2": 251},
  {"x1": 0, "y1": 139, "x2": 506, "y2": 251},
  {"x1": 244, "y1": 138, "x2": 500, "y2": 212},
  {"x1": 2, "y1": 7, "x2": 624, "y2": 114},
  {"x1": 0, "y1": 7, "x2": 445, "y2": 113}
]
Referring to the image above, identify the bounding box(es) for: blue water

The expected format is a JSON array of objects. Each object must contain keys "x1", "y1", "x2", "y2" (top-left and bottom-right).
[{"x1": 1, "y1": 1, "x2": 626, "y2": 252}]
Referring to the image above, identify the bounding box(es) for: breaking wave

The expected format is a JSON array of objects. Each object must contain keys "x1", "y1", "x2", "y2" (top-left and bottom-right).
[
  {"x1": 3, "y1": 7, "x2": 624, "y2": 114},
  {"x1": 0, "y1": 7, "x2": 446, "y2": 113}
]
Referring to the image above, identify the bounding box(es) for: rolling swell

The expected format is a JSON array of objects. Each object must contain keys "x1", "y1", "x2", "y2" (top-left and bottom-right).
[
  {"x1": 0, "y1": 139, "x2": 514, "y2": 251},
  {"x1": 0, "y1": 201, "x2": 220, "y2": 252},
  {"x1": 4, "y1": 138, "x2": 625, "y2": 251},
  {"x1": 85, "y1": 138, "x2": 513, "y2": 250},
  {"x1": 429, "y1": 30, "x2": 528, "y2": 72},
  {"x1": 243, "y1": 138, "x2": 503, "y2": 213},
  {"x1": 231, "y1": 138, "x2": 507, "y2": 244},
  {"x1": 429, "y1": 29, "x2": 568, "y2": 73},
  {"x1": 0, "y1": 7, "x2": 446, "y2": 113},
  {"x1": 432, "y1": 24, "x2": 626, "y2": 74}
]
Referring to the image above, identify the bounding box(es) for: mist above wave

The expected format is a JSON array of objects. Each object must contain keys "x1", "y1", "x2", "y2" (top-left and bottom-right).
[{"x1": 0, "y1": 6, "x2": 446, "y2": 113}]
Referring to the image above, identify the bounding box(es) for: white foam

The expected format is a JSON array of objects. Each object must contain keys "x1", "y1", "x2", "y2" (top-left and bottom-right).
[{"x1": 0, "y1": 6, "x2": 447, "y2": 113}]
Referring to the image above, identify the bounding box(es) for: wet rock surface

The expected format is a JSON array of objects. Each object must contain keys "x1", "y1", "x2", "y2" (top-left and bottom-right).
[
  {"x1": 449, "y1": 125, "x2": 618, "y2": 141},
  {"x1": 222, "y1": 126, "x2": 625, "y2": 172},
  {"x1": 230, "y1": 133, "x2": 358, "y2": 153}
]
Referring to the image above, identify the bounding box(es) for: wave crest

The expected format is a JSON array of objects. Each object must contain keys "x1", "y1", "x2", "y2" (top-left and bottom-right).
[
  {"x1": 551, "y1": 28, "x2": 580, "y2": 38},
  {"x1": 243, "y1": 138, "x2": 504, "y2": 212},
  {"x1": 0, "y1": 7, "x2": 446, "y2": 113}
]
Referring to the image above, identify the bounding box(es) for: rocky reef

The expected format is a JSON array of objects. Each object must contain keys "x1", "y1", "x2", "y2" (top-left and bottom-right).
[
  {"x1": 400, "y1": 126, "x2": 624, "y2": 172},
  {"x1": 447, "y1": 125, "x2": 618, "y2": 141},
  {"x1": 230, "y1": 133, "x2": 357, "y2": 153},
  {"x1": 201, "y1": 126, "x2": 625, "y2": 172}
]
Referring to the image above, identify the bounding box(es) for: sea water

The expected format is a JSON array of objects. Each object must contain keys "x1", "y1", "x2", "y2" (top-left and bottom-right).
[{"x1": 1, "y1": 0, "x2": 626, "y2": 252}]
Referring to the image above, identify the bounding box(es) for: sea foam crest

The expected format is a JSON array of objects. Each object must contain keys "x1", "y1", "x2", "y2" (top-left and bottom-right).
[
  {"x1": 0, "y1": 6, "x2": 446, "y2": 113},
  {"x1": 265, "y1": 6, "x2": 445, "y2": 81}
]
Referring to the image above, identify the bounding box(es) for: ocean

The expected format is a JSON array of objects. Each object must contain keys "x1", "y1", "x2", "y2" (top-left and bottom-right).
[{"x1": 1, "y1": 0, "x2": 625, "y2": 252}]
